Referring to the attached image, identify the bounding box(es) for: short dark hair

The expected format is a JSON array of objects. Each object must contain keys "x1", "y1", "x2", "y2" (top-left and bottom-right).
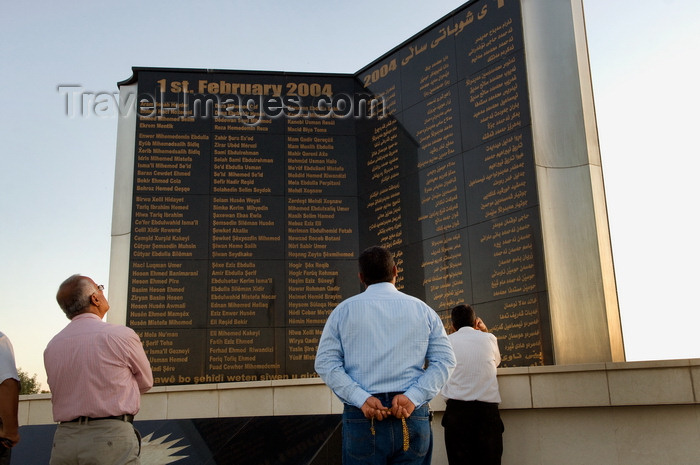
[
  {"x1": 56, "y1": 274, "x2": 93, "y2": 319},
  {"x1": 451, "y1": 304, "x2": 476, "y2": 331},
  {"x1": 358, "y1": 246, "x2": 395, "y2": 285}
]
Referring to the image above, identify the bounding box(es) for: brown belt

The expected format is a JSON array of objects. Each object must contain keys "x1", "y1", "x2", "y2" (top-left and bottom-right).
[{"x1": 61, "y1": 414, "x2": 134, "y2": 424}]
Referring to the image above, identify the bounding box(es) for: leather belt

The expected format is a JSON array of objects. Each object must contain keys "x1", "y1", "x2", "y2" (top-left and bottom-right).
[
  {"x1": 371, "y1": 392, "x2": 403, "y2": 403},
  {"x1": 61, "y1": 414, "x2": 134, "y2": 424}
]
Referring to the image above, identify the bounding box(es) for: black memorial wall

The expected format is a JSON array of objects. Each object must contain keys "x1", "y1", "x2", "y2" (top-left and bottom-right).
[{"x1": 122, "y1": 0, "x2": 552, "y2": 386}]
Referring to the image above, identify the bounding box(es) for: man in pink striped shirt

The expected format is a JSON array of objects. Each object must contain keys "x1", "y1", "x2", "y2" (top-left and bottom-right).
[{"x1": 44, "y1": 275, "x2": 153, "y2": 465}]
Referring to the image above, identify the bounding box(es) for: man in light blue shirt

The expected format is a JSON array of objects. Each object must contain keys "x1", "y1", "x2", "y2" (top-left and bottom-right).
[{"x1": 315, "y1": 246, "x2": 456, "y2": 465}]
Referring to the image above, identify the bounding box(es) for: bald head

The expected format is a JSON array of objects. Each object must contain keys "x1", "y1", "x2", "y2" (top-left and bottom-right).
[{"x1": 56, "y1": 275, "x2": 99, "y2": 319}]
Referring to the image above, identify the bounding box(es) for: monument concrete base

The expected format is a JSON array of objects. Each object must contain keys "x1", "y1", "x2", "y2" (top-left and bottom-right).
[{"x1": 19, "y1": 359, "x2": 700, "y2": 464}]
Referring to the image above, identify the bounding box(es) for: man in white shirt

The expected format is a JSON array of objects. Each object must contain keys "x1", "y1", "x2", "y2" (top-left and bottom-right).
[
  {"x1": 440, "y1": 304, "x2": 504, "y2": 465},
  {"x1": 0, "y1": 331, "x2": 20, "y2": 465}
]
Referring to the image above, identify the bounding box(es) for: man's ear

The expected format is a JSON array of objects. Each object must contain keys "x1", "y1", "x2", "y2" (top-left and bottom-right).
[{"x1": 358, "y1": 272, "x2": 365, "y2": 285}]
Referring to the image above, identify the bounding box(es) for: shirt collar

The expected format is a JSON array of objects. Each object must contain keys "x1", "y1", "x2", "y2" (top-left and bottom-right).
[
  {"x1": 70, "y1": 312, "x2": 102, "y2": 322},
  {"x1": 364, "y1": 282, "x2": 397, "y2": 292}
]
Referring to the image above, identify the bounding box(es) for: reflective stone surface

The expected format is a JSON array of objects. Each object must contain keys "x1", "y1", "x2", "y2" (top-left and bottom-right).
[{"x1": 12, "y1": 415, "x2": 341, "y2": 465}]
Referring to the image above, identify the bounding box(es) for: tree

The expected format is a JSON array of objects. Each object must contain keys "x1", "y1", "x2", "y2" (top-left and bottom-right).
[{"x1": 17, "y1": 368, "x2": 41, "y2": 395}]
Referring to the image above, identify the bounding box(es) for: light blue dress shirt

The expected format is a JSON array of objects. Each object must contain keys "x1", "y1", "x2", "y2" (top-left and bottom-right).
[{"x1": 315, "y1": 282, "x2": 456, "y2": 409}]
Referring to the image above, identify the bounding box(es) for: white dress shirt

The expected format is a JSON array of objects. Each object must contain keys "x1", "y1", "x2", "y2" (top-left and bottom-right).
[
  {"x1": 0, "y1": 331, "x2": 19, "y2": 383},
  {"x1": 440, "y1": 326, "x2": 501, "y2": 403}
]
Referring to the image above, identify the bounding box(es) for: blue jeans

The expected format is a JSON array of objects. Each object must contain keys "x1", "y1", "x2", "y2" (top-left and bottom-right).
[{"x1": 342, "y1": 395, "x2": 433, "y2": 465}]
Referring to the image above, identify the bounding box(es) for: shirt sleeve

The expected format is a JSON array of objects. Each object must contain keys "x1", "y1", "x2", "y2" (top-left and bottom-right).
[
  {"x1": 490, "y1": 333, "x2": 501, "y2": 367},
  {"x1": 314, "y1": 309, "x2": 371, "y2": 408},
  {"x1": 127, "y1": 330, "x2": 154, "y2": 393},
  {"x1": 109, "y1": 327, "x2": 154, "y2": 394},
  {"x1": 403, "y1": 309, "x2": 456, "y2": 407},
  {"x1": 0, "y1": 334, "x2": 19, "y2": 383}
]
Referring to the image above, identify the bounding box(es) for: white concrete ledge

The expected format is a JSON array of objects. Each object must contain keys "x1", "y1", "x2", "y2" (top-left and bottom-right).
[
  {"x1": 18, "y1": 360, "x2": 700, "y2": 465},
  {"x1": 499, "y1": 358, "x2": 700, "y2": 409},
  {"x1": 19, "y1": 358, "x2": 700, "y2": 426}
]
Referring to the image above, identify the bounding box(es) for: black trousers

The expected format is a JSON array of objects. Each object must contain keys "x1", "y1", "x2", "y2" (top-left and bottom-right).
[
  {"x1": 0, "y1": 447, "x2": 10, "y2": 465},
  {"x1": 441, "y1": 399, "x2": 504, "y2": 465}
]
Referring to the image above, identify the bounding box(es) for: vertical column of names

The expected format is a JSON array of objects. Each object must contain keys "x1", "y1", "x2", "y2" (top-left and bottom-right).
[
  {"x1": 454, "y1": 0, "x2": 549, "y2": 365},
  {"x1": 397, "y1": 22, "x2": 471, "y2": 315},
  {"x1": 128, "y1": 80, "x2": 211, "y2": 382},
  {"x1": 208, "y1": 81, "x2": 286, "y2": 381},
  {"x1": 357, "y1": 57, "x2": 412, "y2": 290},
  {"x1": 285, "y1": 77, "x2": 359, "y2": 377}
]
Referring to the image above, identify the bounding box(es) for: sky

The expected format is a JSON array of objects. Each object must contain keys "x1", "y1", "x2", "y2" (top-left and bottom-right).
[{"x1": 1, "y1": 0, "x2": 698, "y2": 390}]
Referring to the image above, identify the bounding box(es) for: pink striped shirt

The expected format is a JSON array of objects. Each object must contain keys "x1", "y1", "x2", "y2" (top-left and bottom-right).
[{"x1": 44, "y1": 313, "x2": 153, "y2": 422}]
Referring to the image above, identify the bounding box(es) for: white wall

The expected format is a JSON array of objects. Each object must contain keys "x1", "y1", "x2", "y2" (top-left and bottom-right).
[{"x1": 20, "y1": 359, "x2": 700, "y2": 464}]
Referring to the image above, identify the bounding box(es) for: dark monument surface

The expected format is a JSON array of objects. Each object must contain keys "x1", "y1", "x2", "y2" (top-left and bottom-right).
[
  {"x1": 119, "y1": 0, "x2": 553, "y2": 386},
  {"x1": 13, "y1": 416, "x2": 342, "y2": 465}
]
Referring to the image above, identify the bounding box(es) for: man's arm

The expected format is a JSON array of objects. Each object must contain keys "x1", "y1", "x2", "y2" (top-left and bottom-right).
[
  {"x1": 112, "y1": 327, "x2": 154, "y2": 393},
  {"x1": 403, "y1": 310, "x2": 456, "y2": 409},
  {"x1": 0, "y1": 377, "x2": 20, "y2": 446},
  {"x1": 314, "y1": 313, "x2": 371, "y2": 409},
  {"x1": 490, "y1": 333, "x2": 501, "y2": 367},
  {"x1": 127, "y1": 331, "x2": 154, "y2": 393}
]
